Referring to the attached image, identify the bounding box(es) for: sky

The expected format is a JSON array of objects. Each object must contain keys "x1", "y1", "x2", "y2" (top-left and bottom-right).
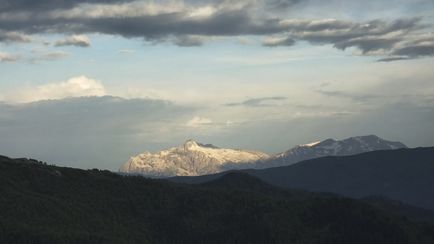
[{"x1": 0, "y1": 0, "x2": 433, "y2": 170}]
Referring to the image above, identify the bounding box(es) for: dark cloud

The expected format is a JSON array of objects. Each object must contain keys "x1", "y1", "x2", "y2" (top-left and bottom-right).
[
  {"x1": 0, "y1": 8, "x2": 284, "y2": 40},
  {"x1": 225, "y1": 96, "x2": 287, "y2": 107},
  {"x1": 77, "y1": 10, "x2": 284, "y2": 38},
  {"x1": 265, "y1": 18, "x2": 431, "y2": 60},
  {"x1": 392, "y1": 43, "x2": 434, "y2": 58},
  {"x1": 0, "y1": 0, "x2": 432, "y2": 60},
  {"x1": 0, "y1": 0, "x2": 133, "y2": 12},
  {"x1": 289, "y1": 18, "x2": 422, "y2": 49},
  {"x1": 264, "y1": 0, "x2": 301, "y2": 11},
  {"x1": 334, "y1": 36, "x2": 401, "y2": 53},
  {"x1": 377, "y1": 56, "x2": 412, "y2": 62}
]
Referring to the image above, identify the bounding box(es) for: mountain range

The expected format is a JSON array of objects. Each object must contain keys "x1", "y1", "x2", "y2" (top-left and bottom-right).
[
  {"x1": 172, "y1": 146, "x2": 434, "y2": 211},
  {"x1": 257, "y1": 134, "x2": 407, "y2": 168},
  {"x1": 120, "y1": 135, "x2": 407, "y2": 177}
]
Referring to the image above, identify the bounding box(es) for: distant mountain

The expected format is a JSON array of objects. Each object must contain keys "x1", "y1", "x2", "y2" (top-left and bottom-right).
[
  {"x1": 172, "y1": 147, "x2": 434, "y2": 211},
  {"x1": 121, "y1": 135, "x2": 406, "y2": 177},
  {"x1": 257, "y1": 135, "x2": 407, "y2": 168},
  {"x1": 1, "y1": 156, "x2": 434, "y2": 243},
  {"x1": 119, "y1": 139, "x2": 270, "y2": 177}
]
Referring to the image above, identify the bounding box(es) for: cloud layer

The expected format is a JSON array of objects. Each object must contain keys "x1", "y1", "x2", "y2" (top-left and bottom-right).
[
  {"x1": 0, "y1": 0, "x2": 432, "y2": 60},
  {"x1": 7, "y1": 76, "x2": 106, "y2": 102}
]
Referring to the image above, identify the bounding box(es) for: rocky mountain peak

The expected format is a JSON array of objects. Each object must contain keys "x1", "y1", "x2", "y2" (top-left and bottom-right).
[
  {"x1": 183, "y1": 139, "x2": 200, "y2": 150},
  {"x1": 119, "y1": 140, "x2": 269, "y2": 177}
]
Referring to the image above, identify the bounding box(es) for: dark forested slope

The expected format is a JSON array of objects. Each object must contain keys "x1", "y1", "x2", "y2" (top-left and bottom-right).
[
  {"x1": 1, "y1": 156, "x2": 433, "y2": 244},
  {"x1": 172, "y1": 147, "x2": 434, "y2": 211}
]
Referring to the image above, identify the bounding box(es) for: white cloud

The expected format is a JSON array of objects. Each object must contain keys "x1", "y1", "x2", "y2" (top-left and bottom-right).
[
  {"x1": 9, "y1": 76, "x2": 106, "y2": 103},
  {"x1": 0, "y1": 31, "x2": 31, "y2": 43},
  {"x1": 186, "y1": 116, "x2": 213, "y2": 127},
  {"x1": 55, "y1": 35, "x2": 90, "y2": 47},
  {"x1": 0, "y1": 52, "x2": 21, "y2": 62}
]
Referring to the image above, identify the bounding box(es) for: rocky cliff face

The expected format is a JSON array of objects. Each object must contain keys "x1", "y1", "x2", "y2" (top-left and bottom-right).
[{"x1": 119, "y1": 140, "x2": 270, "y2": 177}]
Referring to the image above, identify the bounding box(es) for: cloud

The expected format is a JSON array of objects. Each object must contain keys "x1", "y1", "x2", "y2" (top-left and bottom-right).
[
  {"x1": 390, "y1": 36, "x2": 434, "y2": 57},
  {"x1": 9, "y1": 76, "x2": 107, "y2": 103},
  {"x1": 173, "y1": 35, "x2": 206, "y2": 47},
  {"x1": 316, "y1": 89, "x2": 378, "y2": 103},
  {"x1": 0, "y1": 0, "x2": 134, "y2": 12},
  {"x1": 29, "y1": 50, "x2": 69, "y2": 63},
  {"x1": 225, "y1": 96, "x2": 287, "y2": 107},
  {"x1": 264, "y1": 0, "x2": 301, "y2": 10},
  {"x1": 263, "y1": 36, "x2": 295, "y2": 47},
  {"x1": 186, "y1": 116, "x2": 213, "y2": 127},
  {"x1": 0, "y1": 50, "x2": 69, "y2": 63},
  {"x1": 276, "y1": 18, "x2": 423, "y2": 53},
  {"x1": 0, "y1": 1, "x2": 432, "y2": 60},
  {"x1": 0, "y1": 52, "x2": 21, "y2": 62},
  {"x1": 55, "y1": 35, "x2": 90, "y2": 47},
  {"x1": 377, "y1": 56, "x2": 412, "y2": 62},
  {"x1": 0, "y1": 31, "x2": 31, "y2": 43}
]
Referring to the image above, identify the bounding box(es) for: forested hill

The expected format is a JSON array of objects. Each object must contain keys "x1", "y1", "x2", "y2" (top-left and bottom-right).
[
  {"x1": 1, "y1": 156, "x2": 434, "y2": 244},
  {"x1": 172, "y1": 147, "x2": 434, "y2": 211}
]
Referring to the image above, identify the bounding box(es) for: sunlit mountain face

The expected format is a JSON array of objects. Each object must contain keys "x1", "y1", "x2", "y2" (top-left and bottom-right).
[{"x1": 0, "y1": 0, "x2": 433, "y2": 170}]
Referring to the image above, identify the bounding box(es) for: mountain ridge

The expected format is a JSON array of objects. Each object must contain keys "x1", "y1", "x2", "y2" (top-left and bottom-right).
[
  {"x1": 259, "y1": 134, "x2": 407, "y2": 168},
  {"x1": 121, "y1": 135, "x2": 407, "y2": 177},
  {"x1": 119, "y1": 139, "x2": 270, "y2": 177}
]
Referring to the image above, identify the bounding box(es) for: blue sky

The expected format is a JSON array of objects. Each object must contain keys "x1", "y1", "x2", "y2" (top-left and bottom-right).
[{"x1": 0, "y1": 0, "x2": 433, "y2": 170}]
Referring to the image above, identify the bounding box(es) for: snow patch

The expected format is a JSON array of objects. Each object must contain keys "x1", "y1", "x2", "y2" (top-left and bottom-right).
[{"x1": 300, "y1": 141, "x2": 321, "y2": 147}]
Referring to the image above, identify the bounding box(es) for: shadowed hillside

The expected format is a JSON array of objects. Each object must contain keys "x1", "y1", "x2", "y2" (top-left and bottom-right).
[
  {"x1": 172, "y1": 147, "x2": 434, "y2": 212},
  {"x1": 1, "y1": 156, "x2": 434, "y2": 243}
]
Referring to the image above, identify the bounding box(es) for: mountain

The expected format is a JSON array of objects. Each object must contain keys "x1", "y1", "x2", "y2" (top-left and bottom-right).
[
  {"x1": 119, "y1": 139, "x2": 270, "y2": 177},
  {"x1": 172, "y1": 147, "x2": 434, "y2": 211},
  {"x1": 257, "y1": 135, "x2": 407, "y2": 168},
  {"x1": 1, "y1": 156, "x2": 434, "y2": 244},
  {"x1": 121, "y1": 135, "x2": 406, "y2": 177}
]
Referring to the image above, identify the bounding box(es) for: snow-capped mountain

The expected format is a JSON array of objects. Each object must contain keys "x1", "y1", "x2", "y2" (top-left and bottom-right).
[
  {"x1": 119, "y1": 139, "x2": 270, "y2": 177},
  {"x1": 260, "y1": 135, "x2": 407, "y2": 168},
  {"x1": 120, "y1": 135, "x2": 407, "y2": 177}
]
